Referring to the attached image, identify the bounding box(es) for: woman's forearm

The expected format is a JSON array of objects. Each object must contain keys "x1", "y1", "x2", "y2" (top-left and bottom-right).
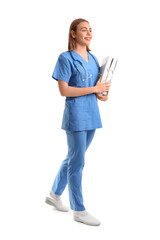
[
  {"x1": 58, "y1": 79, "x2": 109, "y2": 97},
  {"x1": 65, "y1": 86, "x2": 96, "y2": 97},
  {"x1": 59, "y1": 84, "x2": 96, "y2": 97}
]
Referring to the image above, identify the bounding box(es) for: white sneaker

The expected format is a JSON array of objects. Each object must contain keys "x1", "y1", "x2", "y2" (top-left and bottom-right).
[
  {"x1": 45, "y1": 190, "x2": 69, "y2": 212},
  {"x1": 73, "y1": 210, "x2": 101, "y2": 226}
]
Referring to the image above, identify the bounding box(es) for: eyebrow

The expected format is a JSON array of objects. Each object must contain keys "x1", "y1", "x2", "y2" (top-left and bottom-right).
[{"x1": 80, "y1": 27, "x2": 92, "y2": 30}]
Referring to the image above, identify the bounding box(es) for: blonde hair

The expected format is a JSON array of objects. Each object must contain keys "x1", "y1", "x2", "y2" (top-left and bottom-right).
[{"x1": 68, "y1": 18, "x2": 91, "y2": 52}]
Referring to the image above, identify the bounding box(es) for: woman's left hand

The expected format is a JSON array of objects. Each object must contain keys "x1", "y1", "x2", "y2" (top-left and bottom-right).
[{"x1": 96, "y1": 92, "x2": 109, "y2": 101}]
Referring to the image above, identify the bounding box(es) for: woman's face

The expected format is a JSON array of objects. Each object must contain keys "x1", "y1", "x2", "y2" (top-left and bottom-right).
[{"x1": 72, "y1": 21, "x2": 92, "y2": 47}]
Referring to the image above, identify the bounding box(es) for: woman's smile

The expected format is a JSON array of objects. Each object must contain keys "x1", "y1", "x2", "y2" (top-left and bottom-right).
[{"x1": 84, "y1": 37, "x2": 91, "y2": 41}]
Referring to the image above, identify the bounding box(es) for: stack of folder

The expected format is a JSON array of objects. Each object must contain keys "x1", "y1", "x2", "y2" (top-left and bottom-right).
[{"x1": 99, "y1": 56, "x2": 118, "y2": 95}]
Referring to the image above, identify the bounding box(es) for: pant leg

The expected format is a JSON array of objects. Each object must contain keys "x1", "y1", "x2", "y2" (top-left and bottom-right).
[
  {"x1": 86, "y1": 129, "x2": 96, "y2": 151},
  {"x1": 66, "y1": 130, "x2": 87, "y2": 211},
  {"x1": 51, "y1": 155, "x2": 69, "y2": 195},
  {"x1": 51, "y1": 129, "x2": 96, "y2": 201}
]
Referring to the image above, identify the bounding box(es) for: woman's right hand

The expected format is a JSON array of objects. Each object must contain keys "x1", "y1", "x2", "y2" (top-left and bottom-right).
[{"x1": 94, "y1": 77, "x2": 111, "y2": 93}]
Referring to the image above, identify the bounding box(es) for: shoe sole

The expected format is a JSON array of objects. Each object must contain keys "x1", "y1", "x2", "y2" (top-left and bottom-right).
[
  {"x1": 74, "y1": 216, "x2": 101, "y2": 226},
  {"x1": 45, "y1": 197, "x2": 57, "y2": 207},
  {"x1": 45, "y1": 197, "x2": 69, "y2": 212}
]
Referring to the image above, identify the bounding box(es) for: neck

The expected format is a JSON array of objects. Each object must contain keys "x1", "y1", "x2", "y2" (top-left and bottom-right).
[{"x1": 74, "y1": 44, "x2": 88, "y2": 55}]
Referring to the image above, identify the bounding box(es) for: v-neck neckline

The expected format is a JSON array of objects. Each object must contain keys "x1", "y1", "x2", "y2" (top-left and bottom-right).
[{"x1": 72, "y1": 50, "x2": 89, "y2": 64}]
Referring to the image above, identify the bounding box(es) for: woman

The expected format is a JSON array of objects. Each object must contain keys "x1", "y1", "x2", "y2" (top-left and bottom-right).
[{"x1": 45, "y1": 18, "x2": 111, "y2": 226}]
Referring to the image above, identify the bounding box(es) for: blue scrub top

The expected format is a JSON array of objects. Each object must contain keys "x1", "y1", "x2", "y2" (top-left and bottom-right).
[{"x1": 52, "y1": 50, "x2": 103, "y2": 131}]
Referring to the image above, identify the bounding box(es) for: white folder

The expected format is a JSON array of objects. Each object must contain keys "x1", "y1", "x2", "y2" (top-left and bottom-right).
[{"x1": 99, "y1": 56, "x2": 118, "y2": 95}]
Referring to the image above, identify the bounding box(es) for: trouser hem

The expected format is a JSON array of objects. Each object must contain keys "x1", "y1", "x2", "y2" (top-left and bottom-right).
[{"x1": 71, "y1": 207, "x2": 86, "y2": 211}]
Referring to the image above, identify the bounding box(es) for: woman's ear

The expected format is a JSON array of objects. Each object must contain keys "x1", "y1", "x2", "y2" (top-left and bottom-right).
[{"x1": 71, "y1": 30, "x2": 76, "y2": 39}]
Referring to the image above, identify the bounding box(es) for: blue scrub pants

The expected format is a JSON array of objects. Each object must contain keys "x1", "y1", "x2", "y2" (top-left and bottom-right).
[{"x1": 51, "y1": 129, "x2": 96, "y2": 211}]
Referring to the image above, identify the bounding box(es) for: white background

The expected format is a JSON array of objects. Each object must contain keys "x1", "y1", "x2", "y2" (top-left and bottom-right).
[{"x1": 0, "y1": 0, "x2": 160, "y2": 239}]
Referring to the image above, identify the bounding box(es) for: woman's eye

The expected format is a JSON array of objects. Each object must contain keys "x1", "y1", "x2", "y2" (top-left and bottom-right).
[{"x1": 81, "y1": 29, "x2": 92, "y2": 32}]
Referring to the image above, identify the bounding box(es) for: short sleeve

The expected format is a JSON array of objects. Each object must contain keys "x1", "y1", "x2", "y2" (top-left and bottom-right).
[{"x1": 52, "y1": 54, "x2": 72, "y2": 83}]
